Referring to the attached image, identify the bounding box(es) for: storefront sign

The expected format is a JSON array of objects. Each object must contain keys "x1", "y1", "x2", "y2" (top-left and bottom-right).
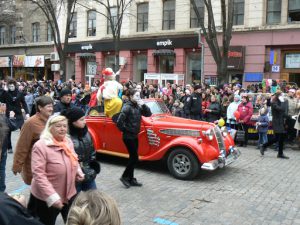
[
  {"x1": 227, "y1": 46, "x2": 245, "y2": 70},
  {"x1": 156, "y1": 39, "x2": 173, "y2": 47},
  {"x1": 86, "y1": 61, "x2": 97, "y2": 75},
  {"x1": 13, "y1": 55, "x2": 25, "y2": 67},
  {"x1": 81, "y1": 44, "x2": 93, "y2": 51},
  {"x1": 285, "y1": 53, "x2": 300, "y2": 69},
  {"x1": 0, "y1": 57, "x2": 10, "y2": 67},
  {"x1": 25, "y1": 55, "x2": 45, "y2": 67},
  {"x1": 271, "y1": 65, "x2": 280, "y2": 73},
  {"x1": 244, "y1": 73, "x2": 263, "y2": 82}
]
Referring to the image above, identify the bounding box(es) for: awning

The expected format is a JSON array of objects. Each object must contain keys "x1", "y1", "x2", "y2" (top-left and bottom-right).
[
  {"x1": 152, "y1": 49, "x2": 175, "y2": 56},
  {"x1": 77, "y1": 53, "x2": 96, "y2": 58}
]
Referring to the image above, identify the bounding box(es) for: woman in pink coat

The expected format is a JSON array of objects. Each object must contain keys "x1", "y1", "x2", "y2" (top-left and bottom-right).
[
  {"x1": 28, "y1": 115, "x2": 84, "y2": 225},
  {"x1": 237, "y1": 94, "x2": 253, "y2": 147}
]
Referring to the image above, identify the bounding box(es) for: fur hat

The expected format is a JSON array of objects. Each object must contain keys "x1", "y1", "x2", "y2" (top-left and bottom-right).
[
  {"x1": 61, "y1": 107, "x2": 85, "y2": 123},
  {"x1": 60, "y1": 88, "x2": 72, "y2": 98}
]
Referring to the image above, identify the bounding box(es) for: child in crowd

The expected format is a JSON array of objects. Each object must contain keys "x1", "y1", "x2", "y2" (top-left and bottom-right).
[{"x1": 257, "y1": 107, "x2": 269, "y2": 148}]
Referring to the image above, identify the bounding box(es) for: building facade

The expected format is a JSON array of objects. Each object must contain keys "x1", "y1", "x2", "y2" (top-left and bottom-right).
[{"x1": 0, "y1": 0, "x2": 54, "y2": 81}]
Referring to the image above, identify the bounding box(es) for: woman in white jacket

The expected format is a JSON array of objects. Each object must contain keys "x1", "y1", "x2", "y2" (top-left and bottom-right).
[{"x1": 227, "y1": 94, "x2": 241, "y2": 128}]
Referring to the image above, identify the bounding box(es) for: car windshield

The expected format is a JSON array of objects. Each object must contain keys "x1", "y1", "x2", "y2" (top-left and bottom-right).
[{"x1": 145, "y1": 101, "x2": 169, "y2": 114}]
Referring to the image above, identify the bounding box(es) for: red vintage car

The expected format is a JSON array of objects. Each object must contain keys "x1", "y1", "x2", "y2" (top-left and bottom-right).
[{"x1": 86, "y1": 99, "x2": 240, "y2": 180}]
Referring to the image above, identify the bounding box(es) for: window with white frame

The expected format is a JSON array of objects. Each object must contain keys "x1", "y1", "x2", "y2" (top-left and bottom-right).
[
  {"x1": 47, "y1": 22, "x2": 53, "y2": 41},
  {"x1": 0, "y1": 27, "x2": 5, "y2": 45},
  {"x1": 10, "y1": 26, "x2": 16, "y2": 44},
  {"x1": 233, "y1": 0, "x2": 244, "y2": 25},
  {"x1": 107, "y1": 7, "x2": 118, "y2": 34},
  {"x1": 163, "y1": 0, "x2": 175, "y2": 30},
  {"x1": 32, "y1": 22, "x2": 40, "y2": 42},
  {"x1": 267, "y1": 0, "x2": 281, "y2": 24},
  {"x1": 288, "y1": 0, "x2": 300, "y2": 22},
  {"x1": 137, "y1": 3, "x2": 149, "y2": 32},
  {"x1": 69, "y1": 12, "x2": 77, "y2": 38},
  {"x1": 190, "y1": 0, "x2": 204, "y2": 28},
  {"x1": 87, "y1": 10, "x2": 96, "y2": 36}
]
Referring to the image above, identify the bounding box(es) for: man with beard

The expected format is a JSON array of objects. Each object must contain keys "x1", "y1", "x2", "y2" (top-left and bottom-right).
[
  {"x1": 1, "y1": 79, "x2": 29, "y2": 154},
  {"x1": 187, "y1": 85, "x2": 202, "y2": 120},
  {"x1": 12, "y1": 96, "x2": 54, "y2": 185}
]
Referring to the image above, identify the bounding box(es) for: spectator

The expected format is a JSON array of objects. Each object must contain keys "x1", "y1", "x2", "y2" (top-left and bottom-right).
[
  {"x1": 53, "y1": 88, "x2": 74, "y2": 113},
  {"x1": 256, "y1": 107, "x2": 269, "y2": 149},
  {"x1": 237, "y1": 94, "x2": 253, "y2": 147},
  {"x1": 28, "y1": 115, "x2": 84, "y2": 225},
  {"x1": 62, "y1": 107, "x2": 100, "y2": 192},
  {"x1": 260, "y1": 91, "x2": 289, "y2": 158},
  {"x1": 187, "y1": 85, "x2": 202, "y2": 120},
  {"x1": 205, "y1": 95, "x2": 221, "y2": 123},
  {"x1": 66, "y1": 190, "x2": 121, "y2": 225},
  {"x1": 171, "y1": 100, "x2": 184, "y2": 117},
  {"x1": 182, "y1": 89, "x2": 191, "y2": 119},
  {"x1": 12, "y1": 96, "x2": 54, "y2": 185},
  {"x1": 286, "y1": 89, "x2": 297, "y2": 144}
]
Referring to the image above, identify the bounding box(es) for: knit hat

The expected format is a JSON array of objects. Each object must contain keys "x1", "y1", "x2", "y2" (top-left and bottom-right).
[
  {"x1": 234, "y1": 94, "x2": 241, "y2": 100},
  {"x1": 102, "y1": 68, "x2": 115, "y2": 76},
  {"x1": 193, "y1": 84, "x2": 201, "y2": 91},
  {"x1": 62, "y1": 107, "x2": 85, "y2": 123},
  {"x1": 60, "y1": 88, "x2": 72, "y2": 98}
]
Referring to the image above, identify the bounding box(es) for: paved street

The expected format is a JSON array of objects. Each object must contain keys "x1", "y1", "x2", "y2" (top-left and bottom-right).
[{"x1": 5, "y1": 130, "x2": 300, "y2": 225}]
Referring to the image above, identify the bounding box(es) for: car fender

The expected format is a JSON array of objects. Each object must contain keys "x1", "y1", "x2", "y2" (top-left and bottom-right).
[
  {"x1": 88, "y1": 127, "x2": 101, "y2": 150},
  {"x1": 141, "y1": 136, "x2": 220, "y2": 163}
]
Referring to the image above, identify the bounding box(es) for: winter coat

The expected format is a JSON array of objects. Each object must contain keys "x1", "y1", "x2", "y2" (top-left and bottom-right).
[
  {"x1": 206, "y1": 102, "x2": 221, "y2": 122},
  {"x1": 286, "y1": 96, "x2": 298, "y2": 116},
  {"x1": 294, "y1": 111, "x2": 300, "y2": 130},
  {"x1": 237, "y1": 101, "x2": 253, "y2": 125},
  {"x1": 227, "y1": 101, "x2": 240, "y2": 124},
  {"x1": 117, "y1": 100, "x2": 152, "y2": 139},
  {"x1": 171, "y1": 106, "x2": 184, "y2": 118},
  {"x1": 182, "y1": 95, "x2": 191, "y2": 116},
  {"x1": 257, "y1": 114, "x2": 269, "y2": 133},
  {"x1": 271, "y1": 99, "x2": 287, "y2": 134},
  {"x1": 187, "y1": 92, "x2": 202, "y2": 116},
  {"x1": 0, "y1": 193, "x2": 43, "y2": 225},
  {"x1": 31, "y1": 138, "x2": 83, "y2": 206},
  {"x1": 2, "y1": 90, "x2": 29, "y2": 119},
  {"x1": 53, "y1": 101, "x2": 74, "y2": 113}
]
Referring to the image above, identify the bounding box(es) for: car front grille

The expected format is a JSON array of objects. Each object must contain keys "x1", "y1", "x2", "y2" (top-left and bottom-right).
[
  {"x1": 159, "y1": 129, "x2": 199, "y2": 137},
  {"x1": 214, "y1": 126, "x2": 225, "y2": 152}
]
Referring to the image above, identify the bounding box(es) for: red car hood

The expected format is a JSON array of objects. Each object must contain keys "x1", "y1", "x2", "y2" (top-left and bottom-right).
[{"x1": 143, "y1": 114, "x2": 214, "y2": 130}]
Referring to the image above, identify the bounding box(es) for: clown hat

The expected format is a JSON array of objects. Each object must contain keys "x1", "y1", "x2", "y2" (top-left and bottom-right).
[{"x1": 102, "y1": 67, "x2": 115, "y2": 76}]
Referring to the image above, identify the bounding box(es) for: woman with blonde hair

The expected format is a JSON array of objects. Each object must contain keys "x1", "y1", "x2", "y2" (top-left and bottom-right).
[
  {"x1": 28, "y1": 115, "x2": 84, "y2": 225},
  {"x1": 67, "y1": 190, "x2": 121, "y2": 225}
]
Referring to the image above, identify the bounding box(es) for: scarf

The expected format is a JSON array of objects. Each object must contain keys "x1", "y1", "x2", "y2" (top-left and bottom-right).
[{"x1": 52, "y1": 137, "x2": 78, "y2": 166}]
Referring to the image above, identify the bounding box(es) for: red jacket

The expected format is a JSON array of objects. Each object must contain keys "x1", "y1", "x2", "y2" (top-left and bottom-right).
[{"x1": 237, "y1": 102, "x2": 253, "y2": 124}]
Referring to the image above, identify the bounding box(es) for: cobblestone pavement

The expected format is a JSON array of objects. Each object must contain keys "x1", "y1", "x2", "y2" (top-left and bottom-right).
[{"x1": 5, "y1": 131, "x2": 300, "y2": 225}]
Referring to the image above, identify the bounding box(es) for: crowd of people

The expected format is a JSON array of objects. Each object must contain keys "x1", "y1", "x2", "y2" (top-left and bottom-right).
[{"x1": 0, "y1": 71, "x2": 299, "y2": 224}]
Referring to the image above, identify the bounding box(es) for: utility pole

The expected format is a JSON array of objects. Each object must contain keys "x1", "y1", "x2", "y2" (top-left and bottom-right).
[{"x1": 198, "y1": 28, "x2": 204, "y2": 85}]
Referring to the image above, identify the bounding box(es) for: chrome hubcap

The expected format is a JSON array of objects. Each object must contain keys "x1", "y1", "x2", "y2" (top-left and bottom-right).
[{"x1": 173, "y1": 154, "x2": 191, "y2": 175}]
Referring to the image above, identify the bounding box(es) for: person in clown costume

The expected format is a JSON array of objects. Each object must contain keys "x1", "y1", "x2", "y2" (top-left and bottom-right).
[{"x1": 97, "y1": 68, "x2": 123, "y2": 117}]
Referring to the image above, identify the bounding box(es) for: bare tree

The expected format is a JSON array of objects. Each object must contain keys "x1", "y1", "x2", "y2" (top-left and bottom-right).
[
  {"x1": 92, "y1": 0, "x2": 134, "y2": 80},
  {"x1": 25, "y1": 0, "x2": 77, "y2": 81},
  {"x1": 0, "y1": 0, "x2": 17, "y2": 25},
  {"x1": 191, "y1": 0, "x2": 234, "y2": 84}
]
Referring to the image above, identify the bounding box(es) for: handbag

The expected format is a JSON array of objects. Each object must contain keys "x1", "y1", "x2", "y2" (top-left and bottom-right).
[
  {"x1": 80, "y1": 143, "x2": 101, "y2": 182},
  {"x1": 6, "y1": 117, "x2": 18, "y2": 131},
  {"x1": 235, "y1": 124, "x2": 246, "y2": 143}
]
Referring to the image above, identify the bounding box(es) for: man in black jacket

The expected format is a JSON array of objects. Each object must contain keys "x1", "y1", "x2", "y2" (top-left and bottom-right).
[
  {"x1": 1, "y1": 79, "x2": 29, "y2": 153},
  {"x1": 187, "y1": 85, "x2": 202, "y2": 120},
  {"x1": 53, "y1": 88, "x2": 74, "y2": 113},
  {"x1": 117, "y1": 89, "x2": 152, "y2": 188}
]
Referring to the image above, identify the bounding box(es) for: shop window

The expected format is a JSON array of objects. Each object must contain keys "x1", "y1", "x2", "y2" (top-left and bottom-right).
[
  {"x1": 32, "y1": 22, "x2": 40, "y2": 42},
  {"x1": 288, "y1": 0, "x2": 300, "y2": 22},
  {"x1": 0, "y1": 26, "x2": 6, "y2": 45},
  {"x1": 233, "y1": 0, "x2": 244, "y2": 25},
  {"x1": 159, "y1": 55, "x2": 174, "y2": 73},
  {"x1": 47, "y1": 22, "x2": 53, "y2": 42},
  {"x1": 69, "y1": 12, "x2": 77, "y2": 38},
  {"x1": 190, "y1": 0, "x2": 204, "y2": 28},
  {"x1": 187, "y1": 52, "x2": 201, "y2": 84},
  {"x1": 163, "y1": 0, "x2": 175, "y2": 30},
  {"x1": 10, "y1": 26, "x2": 16, "y2": 44},
  {"x1": 137, "y1": 3, "x2": 148, "y2": 32},
  {"x1": 133, "y1": 54, "x2": 147, "y2": 82},
  {"x1": 107, "y1": 7, "x2": 117, "y2": 35},
  {"x1": 87, "y1": 10, "x2": 96, "y2": 36},
  {"x1": 267, "y1": 0, "x2": 281, "y2": 24},
  {"x1": 105, "y1": 55, "x2": 116, "y2": 70}
]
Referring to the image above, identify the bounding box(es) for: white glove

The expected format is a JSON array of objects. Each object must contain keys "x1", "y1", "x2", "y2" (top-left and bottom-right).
[{"x1": 25, "y1": 114, "x2": 30, "y2": 119}]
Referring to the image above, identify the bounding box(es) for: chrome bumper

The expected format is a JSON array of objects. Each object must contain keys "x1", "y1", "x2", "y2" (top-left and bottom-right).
[{"x1": 201, "y1": 147, "x2": 241, "y2": 171}]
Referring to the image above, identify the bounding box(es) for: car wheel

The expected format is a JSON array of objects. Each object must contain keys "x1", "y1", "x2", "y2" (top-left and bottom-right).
[{"x1": 167, "y1": 148, "x2": 199, "y2": 180}]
